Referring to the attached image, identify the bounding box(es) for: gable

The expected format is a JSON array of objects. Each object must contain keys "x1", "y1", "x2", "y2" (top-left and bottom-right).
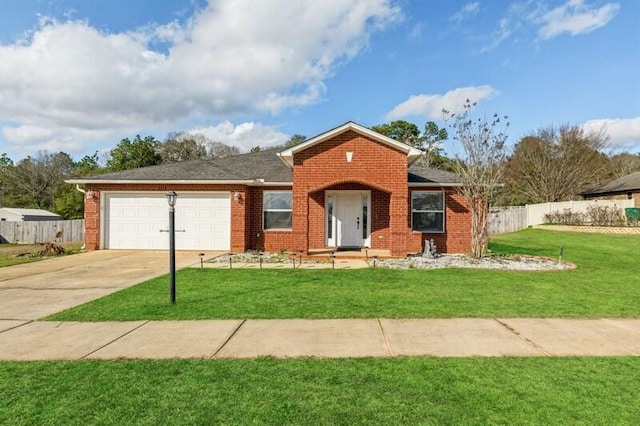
[{"x1": 277, "y1": 121, "x2": 422, "y2": 168}]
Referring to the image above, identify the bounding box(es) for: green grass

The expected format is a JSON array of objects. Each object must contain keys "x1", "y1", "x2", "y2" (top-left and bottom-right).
[
  {"x1": 47, "y1": 229, "x2": 640, "y2": 321},
  {"x1": 0, "y1": 242, "x2": 83, "y2": 268},
  {"x1": 1, "y1": 357, "x2": 639, "y2": 425}
]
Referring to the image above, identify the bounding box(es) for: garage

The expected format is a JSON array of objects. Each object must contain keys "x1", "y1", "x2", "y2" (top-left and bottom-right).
[{"x1": 104, "y1": 192, "x2": 231, "y2": 250}]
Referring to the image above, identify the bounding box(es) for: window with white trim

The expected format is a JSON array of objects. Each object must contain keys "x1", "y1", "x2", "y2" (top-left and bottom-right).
[
  {"x1": 411, "y1": 191, "x2": 445, "y2": 232},
  {"x1": 263, "y1": 191, "x2": 292, "y2": 230}
]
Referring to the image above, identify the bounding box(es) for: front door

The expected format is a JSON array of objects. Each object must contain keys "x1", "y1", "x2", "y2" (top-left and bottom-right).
[{"x1": 335, "y1": 193, "x2": 364, "y2": 248}]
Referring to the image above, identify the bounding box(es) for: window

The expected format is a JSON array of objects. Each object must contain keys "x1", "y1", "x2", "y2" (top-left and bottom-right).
[
  {"x1": 327, "y1": 196, "x2": 333, "y2": 239},
  {"x1": 412, "y1": 191, "x2": 445, "y2": 232},
  {"x1": 263, "y1": 191, "x2": 292, "y2": 230},
  {"x1": 362, "y1": 194, "x2": 368, "y2": 239}
]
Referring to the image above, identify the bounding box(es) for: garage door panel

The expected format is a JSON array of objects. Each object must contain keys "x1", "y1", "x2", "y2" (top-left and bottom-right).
[{"x1": 105, "y1": 193, "x2": 231, "y2": 250}]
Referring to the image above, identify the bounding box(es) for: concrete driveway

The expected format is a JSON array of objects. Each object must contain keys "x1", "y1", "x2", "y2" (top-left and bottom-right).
[{"x1": 0, "y1": 250, "x2": 213, "y2": 321}]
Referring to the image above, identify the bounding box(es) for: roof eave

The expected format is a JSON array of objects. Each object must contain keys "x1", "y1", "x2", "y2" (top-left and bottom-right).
[
  {"x1": 66, "y1": 179, "x2": 293, "y2": 186},
  {"x1": 408, "y1": 182, "x2": 462, "y2": 187}
]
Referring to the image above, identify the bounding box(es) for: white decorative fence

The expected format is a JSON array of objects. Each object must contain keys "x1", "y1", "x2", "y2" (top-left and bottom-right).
[
  {"x1": 488, "y1": 199, "x2": 635, "y2": 235},
  {"x1": 0, "y1": 219, "x2": 84, "y2": 244}
]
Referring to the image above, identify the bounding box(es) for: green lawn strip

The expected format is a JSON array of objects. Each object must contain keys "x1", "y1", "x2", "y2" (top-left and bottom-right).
[
  {"x1": 1, "y1": 357, "x2": 639, "y2": 425},
  {"x1": 0, "y1": 242, "x2": 83, "y2": 268},
  {"x1": 46, "y1": 229, "x2": 640, "y2": 321}
]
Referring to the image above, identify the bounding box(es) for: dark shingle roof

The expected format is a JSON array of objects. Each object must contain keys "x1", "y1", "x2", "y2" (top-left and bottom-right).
[
  {"x1": 76, "y1": 148, "x2": 291, "y2": 182},
  {"x1": 408, "y1": 165, "x2": 461, "y2": 184},
  {"x1": 71, "y1": 148, "x2": 461, "y2": 185},
  {"x1": 582, "y1": 171, "x2": 640, "y2": 195}
]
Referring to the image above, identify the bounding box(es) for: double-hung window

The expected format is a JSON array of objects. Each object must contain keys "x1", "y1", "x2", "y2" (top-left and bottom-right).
[
  {"x1": 263, "y1": 191, "x2": 292, "y2": 230},
  {"x1": 411, "y1": 191, "x2": 445, "y2": 232}
]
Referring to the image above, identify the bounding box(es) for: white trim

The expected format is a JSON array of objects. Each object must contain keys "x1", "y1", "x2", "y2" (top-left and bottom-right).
[
  {"x1": 277, "y1": 121, "x2": 423, "y2": 168},
  {"x1": 66, "y1": 179, "x2": 293, "y2": 186},
  {"x1": 411, "y1": 190, "x2": 446, "y2": 234}
]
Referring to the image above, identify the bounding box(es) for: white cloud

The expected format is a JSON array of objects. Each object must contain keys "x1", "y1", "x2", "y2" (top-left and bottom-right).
[
  {"x1": 386, "y1": 85, "x2": 497, "y2": 120},
  {"x1": 0, "y1": 0, "x2": 401, "y2": 156},
  {"x1": 450, "y1": 2, "x2": 480, "y2": 22},
  {"x1": 188, "y1": 121, "x2": 289, "y2": 151},
  {"x1": 478, "y1": 1, "x2": 619, "y2": 53},
  {"x1": 537, "y1": 0, "x2": 620, "y2": 39},
  {"x1": 581, "y1": 117, "x2": 640, "y2": 150},
  {"x1": 480, "y1": 17, "x2": 512, "y2": 53}
]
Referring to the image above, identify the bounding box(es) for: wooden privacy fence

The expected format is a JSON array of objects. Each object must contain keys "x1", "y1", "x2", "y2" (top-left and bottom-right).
[
  {"x1": 0, "y1": 219, "x2": 84, "y2": 244},
  {"x1": 488, "y1": 207, "x2": 527, "y2": 236}
]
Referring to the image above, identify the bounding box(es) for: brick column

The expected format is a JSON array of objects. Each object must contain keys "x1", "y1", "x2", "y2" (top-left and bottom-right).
[
  {"x1": 84, "y1": 188, "x2": 100, "y2": 250},
  {"x1": 389, "y1": 188, "x2": 408, "y2": 257},
  {"x1": 291, "y1": 188, "x2": 309, "y2": 254},
  {"x1": 230, "y1": 188, "x2": 248, "y2": 252}
]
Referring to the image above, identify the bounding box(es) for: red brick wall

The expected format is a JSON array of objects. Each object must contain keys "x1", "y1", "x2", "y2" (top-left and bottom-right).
[
  {"x1": 247, "y1": 186, "x2": 294, "y2": 252},
  {"x1": 292, "y1": 130, "x2": 409, "y2": 256},
  {"x1": 406, "y1": 187, "x2": 472, "y2": 254}
]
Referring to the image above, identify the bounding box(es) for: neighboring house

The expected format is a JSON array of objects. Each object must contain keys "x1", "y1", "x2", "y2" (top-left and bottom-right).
[
  {"x1": 582, "y1": 171, "x2": 640, "y2": 207},
  {"x1": 68, "y1": 122, "x2": 472, "y2": 256},
  {"x1": 0, "y1": 208, "x2": 62, "y2": 222}
]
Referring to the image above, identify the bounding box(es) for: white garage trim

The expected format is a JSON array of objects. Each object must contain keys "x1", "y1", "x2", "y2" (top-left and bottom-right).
[{"x1": 101, "y1": 191, "x2": 231, "y2": 250}]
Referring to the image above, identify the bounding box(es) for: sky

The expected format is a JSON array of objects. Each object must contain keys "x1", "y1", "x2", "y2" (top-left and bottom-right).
[{"x1": 0, "y1": 0, "x2": 638, "y2": 162}]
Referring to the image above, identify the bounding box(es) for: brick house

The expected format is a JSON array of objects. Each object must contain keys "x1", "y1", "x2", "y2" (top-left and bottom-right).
[
  {"x1": 582, "y1": 171, "x2": 640, "y2": 207},
  {"x1": 68, "y1": 122, "x2": 472, "y2": 256}
]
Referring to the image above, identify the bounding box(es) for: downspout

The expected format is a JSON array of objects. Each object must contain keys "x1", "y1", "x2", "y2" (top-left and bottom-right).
[{"x1": 75, "y1": 185, "x2": 86, "y2": 250}]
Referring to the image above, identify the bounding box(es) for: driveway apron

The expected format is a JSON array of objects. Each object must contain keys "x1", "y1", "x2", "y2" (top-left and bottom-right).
[{"x1": 0, "y1": 250, "x2": 209, "y2": 321}]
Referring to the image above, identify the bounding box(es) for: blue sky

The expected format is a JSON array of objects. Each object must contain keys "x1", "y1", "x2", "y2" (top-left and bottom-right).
[{"x1": 0, "y1": 0, "x2": 638, "y2": 161}]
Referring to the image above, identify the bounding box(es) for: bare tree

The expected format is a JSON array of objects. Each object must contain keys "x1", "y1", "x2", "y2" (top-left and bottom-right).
[
  {"x1": 208, "y1": 141, "x2": 240, "y2": 158},
  {"x1": 444, "y1": 101, "x2": 509, "y2": 258},
  {"x1": 503, "y1": 125, "x2": 608, "y2": 204},
  {"x1": 606, "y1": 152, "x2": 640, "y2": 178}
]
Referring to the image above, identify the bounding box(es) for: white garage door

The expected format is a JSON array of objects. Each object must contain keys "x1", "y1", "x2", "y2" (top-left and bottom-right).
[{"x1": 104, "y1": 193, "x2": 231, "y2": 250}]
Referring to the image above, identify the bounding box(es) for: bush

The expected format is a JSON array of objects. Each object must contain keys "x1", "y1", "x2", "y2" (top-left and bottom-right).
[
  {"x1": 585, "y1": 205, "x2": 626, "y2": 226},
  {"x1": 544, "y1": 209, "x2": 585, "y2": 225},
  {"x1": 544, "y1": 206, "x2": 629, "y2": 227}
]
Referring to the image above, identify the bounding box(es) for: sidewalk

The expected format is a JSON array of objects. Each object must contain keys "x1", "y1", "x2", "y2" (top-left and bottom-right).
[{"x1": 1, "y1": 317, "x2": 639, "y2": 361}]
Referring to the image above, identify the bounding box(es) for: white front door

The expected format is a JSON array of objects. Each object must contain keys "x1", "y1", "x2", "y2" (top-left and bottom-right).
[{"x1": 334, "y1": 192, "x2": 368, "y2": 248}]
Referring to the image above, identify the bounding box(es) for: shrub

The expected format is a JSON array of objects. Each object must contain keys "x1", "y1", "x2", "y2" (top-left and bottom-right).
[
  {"x1": 543, "y1": 209, "x2": 585, "y2": 225},
  {"x1": 585, "y1": 205, "x2": 626, "y2": 226}
]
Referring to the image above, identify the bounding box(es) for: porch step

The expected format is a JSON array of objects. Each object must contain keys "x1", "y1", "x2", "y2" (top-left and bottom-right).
[{"x1": 305, "y1": 249, "x2": 392, "y2": 260}]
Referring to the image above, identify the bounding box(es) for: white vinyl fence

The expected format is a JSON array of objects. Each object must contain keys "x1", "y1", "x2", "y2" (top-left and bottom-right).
[
  {"x1": 488, "y1": 199, "x2": 635, "y2": 235},
  {"x1": 525, "y1": 199, "x2": 633, "y2": 227},
  {"x1": 0, "y1": 219, "x2": 84, "y2": 244}
]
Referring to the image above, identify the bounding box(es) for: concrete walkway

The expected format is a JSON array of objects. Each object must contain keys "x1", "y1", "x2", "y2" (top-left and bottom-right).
[{"x1": 1, "y1": 318, "x2": 639, "y2": 360}]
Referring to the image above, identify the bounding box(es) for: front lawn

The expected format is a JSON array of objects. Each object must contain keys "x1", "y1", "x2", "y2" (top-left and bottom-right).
[
  {"x1": 1, "y1": 357, "x2": 639, "y2": 425},
  {"x1": 47, "y1": 229, "x2": 640, "y2": 320}
]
